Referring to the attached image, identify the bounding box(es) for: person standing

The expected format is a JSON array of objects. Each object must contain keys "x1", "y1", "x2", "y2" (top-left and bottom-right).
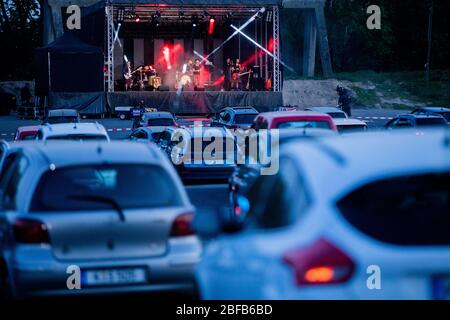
[
  {"x1": 124, "y1": 60, "x2": 133, "y2": 91},
  {"x1": 193, "y1": 59, "x2": 202, "y2": 89},
  {"x1": 336, "y1": 85, "x2": 353, "y2": 117},
  {"x1": 20, "y1": 84, "x2": 32, "y2": 105},
  {"x1": 231, "y1": 59, "x2": 241, "y2": 90},
  {"x1": 224, "y1": 58, "x2": 232, "y2": 91}
]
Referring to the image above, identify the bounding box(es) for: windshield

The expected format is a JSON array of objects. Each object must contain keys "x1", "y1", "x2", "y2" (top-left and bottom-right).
[
  {"x1": 278, "y1": 121, "x2": 332, "y2": 130},
  {"x1": 46, "y1": 135, "x2": 108, "y2": 141},
  {"x1": 234, "y1": 114, "x2": 258, "y2": 124},
  {"x1": 30, "y1": 164, "x2": 182, "y2": 212}
]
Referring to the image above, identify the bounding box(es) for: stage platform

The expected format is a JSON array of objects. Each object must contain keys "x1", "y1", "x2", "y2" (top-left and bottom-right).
[
  {"x1": 47, "y1": 91, "x2": 283, "y2": 115},
  {"x1": 108, "y1": 91, "x2": 283, "y2": 113}
]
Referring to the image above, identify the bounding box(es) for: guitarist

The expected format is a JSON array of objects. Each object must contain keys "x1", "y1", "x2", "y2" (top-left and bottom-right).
[
  {"x1": 231, "y1": 59, "x2": 241, "y2": 91},
  {"x1": 123, "y1": 60, "x2": 134, "y2": 91}
]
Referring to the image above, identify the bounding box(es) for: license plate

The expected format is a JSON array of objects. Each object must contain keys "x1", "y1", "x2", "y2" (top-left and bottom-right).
[
  {"x1": 82, "y1": 268, "x2": 147, "y2": 287},
  {"x1": 433, "y1": 276, "x2": 450, "y2": 300}
]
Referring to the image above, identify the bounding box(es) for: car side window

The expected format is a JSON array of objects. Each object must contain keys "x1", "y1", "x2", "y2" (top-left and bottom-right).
[
  {"x1": 1, "y1": 155, "x2": 28, "y2": 210},
  {"x1": 247, "y1": 157, "x2": 310, "y2": 230},
  {"x1": 220, "y1": 112, "x2": 231, "y2": 123}
]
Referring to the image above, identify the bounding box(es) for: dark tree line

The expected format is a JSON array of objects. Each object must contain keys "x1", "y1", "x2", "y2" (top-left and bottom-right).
[
  {"x1": 1, "y1": 0, "x2": 449, "y2": 80},
  {"x1": 0, "y1": 0, "x2": 42, "y2": 80}
]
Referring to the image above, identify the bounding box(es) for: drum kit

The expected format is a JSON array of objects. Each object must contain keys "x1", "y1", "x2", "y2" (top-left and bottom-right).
[{"x1": 126, "y1": 65, "x2": 162, "y2": 91}]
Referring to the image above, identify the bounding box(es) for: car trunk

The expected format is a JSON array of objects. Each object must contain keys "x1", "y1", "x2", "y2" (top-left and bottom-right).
[{"x1": 33, "y1": 207, "x2": 184, "y2": 261}]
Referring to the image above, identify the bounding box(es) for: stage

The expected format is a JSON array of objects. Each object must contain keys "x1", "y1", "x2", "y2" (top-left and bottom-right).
[{"x1": 48, "y1": 91, "x2": 283, "y2": 114}]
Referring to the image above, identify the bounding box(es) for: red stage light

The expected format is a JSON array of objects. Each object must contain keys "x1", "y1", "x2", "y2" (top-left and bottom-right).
[
  {"x1": 163, "y1": 46, "x2": 172, "y2": 70},
  {"x1": 208, "y1": 17, "x2": 215, "y2": 35}
]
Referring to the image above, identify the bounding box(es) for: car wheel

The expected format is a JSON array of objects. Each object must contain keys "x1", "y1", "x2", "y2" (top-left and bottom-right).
[{"x1": 119, "y1": 114, "x2": 126, "y2": 120}]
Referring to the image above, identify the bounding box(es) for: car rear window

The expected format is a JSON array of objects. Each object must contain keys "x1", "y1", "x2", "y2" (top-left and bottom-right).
[
  {"x1": 47, "y1": 116, "x2": 79, "y2": 124},
  {"x1": 30, "y1": 164, "x2": 182, "y2": 212},
  {"x1": 416, "y1": 117, "x2": 447, "y2": 126},
  {"x1": 337, "y1": 172, "x2": 450, "y2": 245},
  {"x1": 147, "y1": 118, "x2": 175, "y2": 126},
  {"x1": 46, "y1": 135, "x2": 108, "y2": 141},
  {"x1": 328, "y1": 112, "x2": 347, "y2": 119},
  {"x1": 234, "y1": 114, "x2": 258, "y2": 124},
  {"x1": 278, "y1": 121, "x2": 331, "y2": 130},
  {"x1": 337, "y1": 124, "x2": 367, "y2": 133}
]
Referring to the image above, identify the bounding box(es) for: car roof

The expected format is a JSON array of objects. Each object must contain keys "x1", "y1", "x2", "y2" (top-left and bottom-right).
[
  {"x1": 19, "y1": 141, "x2": 165, "y2": 168},
  {"x1": 48, "y1": 109, "x2": 79, "y2": 116},
  {"x1": 39, "y1": 122, "x2": 107, "y2": 136},
  {"x1": 257, "y1": 111, "x2": 333, "y2": 121},
  {"x1": 416, "y1": 106, "x2": 450, "y2": 112},
  {"x1": 283, "y1": 129, "x2": 450, "y2": 200},
  {"x1": 398, "y1": 113, "x2": 445, "y2": 119},
  {"x1": 223, "y1": 107, "x2": 258, "y2": 114},
  {"x1": 306, "y1": 107, "x2": 345, "y2": 113},
  {"x1": 143, "y1": 111, "x2": 174, "y2": 119},
  {"x1": 17, "y1": 125, "x2": 40, "y2": 132}
]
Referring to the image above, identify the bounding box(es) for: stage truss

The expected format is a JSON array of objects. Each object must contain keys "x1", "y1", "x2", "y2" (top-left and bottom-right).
[{"x1": 104, "y1": 3, "x2": 281, "y2": 93}]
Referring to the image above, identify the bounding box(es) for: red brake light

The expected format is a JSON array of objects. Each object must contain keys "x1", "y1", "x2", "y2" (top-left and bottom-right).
[
  {"x1": 13, "y1": 218, "x2": 50, "y2": 244},
  {"x1": 283, "y1": 238, "x2": 354, "y2": 285},
  {"x1": 170, "y1": 213, "x2": 195, "y2": 237}
]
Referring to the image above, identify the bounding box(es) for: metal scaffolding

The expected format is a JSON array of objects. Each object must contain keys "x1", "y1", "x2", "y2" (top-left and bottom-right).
[
  {"x1": 105, "y1": 3, "x2": 115, "y2": 92},
  {"x1": 104, "y1": 3, "x2": 282, "y2": 93},
  {"x1": 272, "y1": 5, "x2": 281, "y2": 92}
]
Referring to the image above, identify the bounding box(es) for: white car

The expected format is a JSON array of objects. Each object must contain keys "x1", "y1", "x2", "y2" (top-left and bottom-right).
[
  {"x1": 195, "y1": 129, "x2": 450, "y2": 300},
  {"x1": 36, "y1": 122, "x2": 110, "y2": 142},
  {"x1": 306, "y1": 107, "x2": 368, "y2": 133}
]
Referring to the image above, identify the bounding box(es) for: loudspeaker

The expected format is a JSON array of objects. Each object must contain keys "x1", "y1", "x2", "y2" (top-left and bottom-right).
[{"x1": 158, "y1": 85, "x2": 170, "y2": 92}]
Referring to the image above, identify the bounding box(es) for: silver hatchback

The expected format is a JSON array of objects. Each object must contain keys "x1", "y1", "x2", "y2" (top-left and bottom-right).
[{"x1": 0, "y1": 142, "x2": 201, "y2": 299}]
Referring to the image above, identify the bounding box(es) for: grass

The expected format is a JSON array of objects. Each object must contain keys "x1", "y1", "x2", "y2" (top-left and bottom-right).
[{"x1": 335, "y1": 70, "x2": 450, "y2": 108}]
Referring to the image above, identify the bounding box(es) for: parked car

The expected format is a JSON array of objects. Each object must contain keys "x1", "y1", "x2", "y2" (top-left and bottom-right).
[
  {"x1": 211, "y1": 107, "x2": 259, "y2": 130},
  {"x1": 228, "y1": 128, "x2": 337, "y2": 222},
  {"x1": 42, "y1": 109, "x2": 80, "y2": 124},
  {"x1": 253, "y1": 111, "x2": 337, "y2": 132},
  {"x1": 306, "y1": 107, "x2": 367, "y2": 133},
  {"x1": 128, "y1": 127, "x2": 157, "y2": 143},
  {"x1": 14, "y1": 126, "x2": 40, "y2": 141},
  {"x1": 385, "y1": 114, "x2": 449, "y2": 129},
  {"x1": 36, "y1": 123, "x2": 110, "y2": 142},
  {"x1": 157, "y1": 127, "x2": 238, "y2": 183},
  {"x1": 0, "y1": 88, "x2": 16, "y2": 116},
  {"x1": 0, "y1": 141, "x2": 200, "y2": 299},
  {"x1": 411, "y1": 106, "x2": 450, "y2": 123},
  {"x1": 196, "y1": 129, "x2": 450, "y2": 299},
  {"x1": 139, "y1": 112, "x2": 178, "y2": 129}
]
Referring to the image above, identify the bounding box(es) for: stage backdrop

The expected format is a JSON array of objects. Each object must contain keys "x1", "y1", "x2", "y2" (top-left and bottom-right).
[{"x1": 35, "y1": 32, "x2": 104, "y2": 95}]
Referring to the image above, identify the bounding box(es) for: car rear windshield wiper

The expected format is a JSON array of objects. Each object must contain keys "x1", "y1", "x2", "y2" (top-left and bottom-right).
[{"x1": 66, "y1": 194, "x2": 126, "y2": 222}]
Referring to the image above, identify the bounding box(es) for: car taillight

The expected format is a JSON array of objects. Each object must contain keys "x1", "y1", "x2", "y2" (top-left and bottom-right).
[
  {"x1": 170, "y1": 213, "x2": 195, "y2": 237},
  {"x1": 283, "y1": 238, "x2": 354, "y2": 286},
  {"x1": 13, "y1": 218, "x2": 50, "y2": 244}
]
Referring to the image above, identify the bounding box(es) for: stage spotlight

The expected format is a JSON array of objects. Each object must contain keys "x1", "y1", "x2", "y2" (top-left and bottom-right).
[
  {"x1": 208, "y1": 16, "x2": 215, "y2": 35},
  {"x1": 192, "y1": 15, "x2": 199, "y2": 27},
  {"x1": 117, "y1": 7, "x2": 125, "y2": 23},
  {"x1": 135, "y1": 15, "x2": 141, "y2": 23}
]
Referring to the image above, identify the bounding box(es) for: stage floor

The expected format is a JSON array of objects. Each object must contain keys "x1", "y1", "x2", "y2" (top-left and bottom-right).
[{"x1": 107, "y1": 90, "x2": 283, "y2": 113}]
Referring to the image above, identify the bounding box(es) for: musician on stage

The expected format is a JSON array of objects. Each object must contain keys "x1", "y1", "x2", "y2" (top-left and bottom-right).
[
  {"x1": 231, "y1": 58, "x2": 241, "y2": 90},
  {"x1": 224, "y1": 58, "x2": 232, "y2": 91},
  {"x1": 193, "y1": 59, "x2": 201, "y2": 88},
  {"x1": 123, "y1": 60, "x2": 133, "y2": 91}
]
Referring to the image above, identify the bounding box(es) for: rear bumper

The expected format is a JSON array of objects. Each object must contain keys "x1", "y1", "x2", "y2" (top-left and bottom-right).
[{"x1": 6, "y1": 237, "x2": 201, "y2": 299}]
